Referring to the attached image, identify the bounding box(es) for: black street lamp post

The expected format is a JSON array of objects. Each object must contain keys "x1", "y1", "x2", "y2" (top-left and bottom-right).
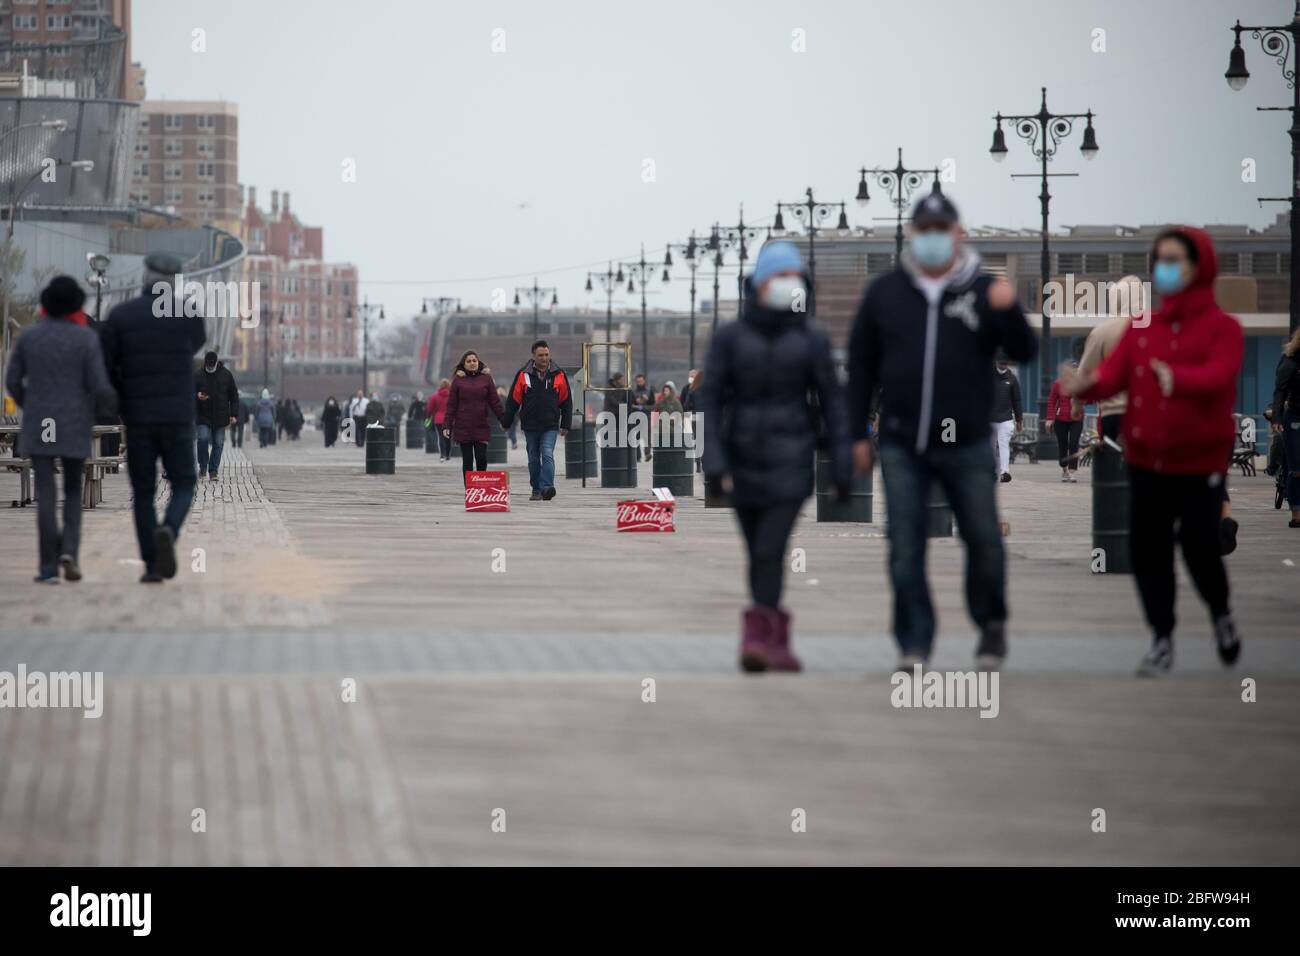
[
  {"x1": 514, "y1": 277, "x2": 558, "y2": 339},
  {"x1": 358, "y1": 297, "x2": 385, "y2": 394},
  {"x1": 585, "y1": 261, "x2": 624, "y2": 384},
  {"x1": 621, "y1": 244, "x2": 663, "y2": 383},
  {"x1": 990, "y1": 86, "x2": 1099, "y2": 457},
  {"x1": 772, "y1": 188, "x2": 850, "y2": 319},
  {"x1": 420, "y1": 296, "x2": 462, "y2": 316},
  {"x1": 663, "y1": 230, "x2": 708, "y2": 370},
  {"x1": 711, "y1": 205, "x2": 768, "y2": 318},
  {"x1": 856, "y1": 147, "x2": 943, "y2": 257},
  {"x1": 1225, "y1": 2, "x2": 1300, "y2": 334}
]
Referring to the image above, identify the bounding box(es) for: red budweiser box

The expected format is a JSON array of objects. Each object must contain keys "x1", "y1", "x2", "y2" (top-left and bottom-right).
[
  {"x1": 616, "y1": 499, "x2": 675, "y2": 532},
  {"x1": 465, "y1": 471, "x2": 510, "y2": 512}
]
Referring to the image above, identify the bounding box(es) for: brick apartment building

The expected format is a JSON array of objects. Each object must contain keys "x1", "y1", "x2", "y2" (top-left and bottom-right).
[
  {"x1": 234, "y1": 187, "x2": 359, "y2": 377},
  {"x1": 0, "y1": 0, "x2": 133, "y2": 98},
  {"x1": 127, "y1": 99, "x2": 240, "y2": 234}
]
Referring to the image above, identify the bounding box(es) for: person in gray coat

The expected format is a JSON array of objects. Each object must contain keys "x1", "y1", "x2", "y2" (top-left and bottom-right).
[{"x1": 4, "y1": 276, "x2": 117, "y2": 583}]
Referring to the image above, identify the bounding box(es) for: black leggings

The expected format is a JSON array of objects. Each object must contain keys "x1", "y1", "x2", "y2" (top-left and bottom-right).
[
  {"x1": 734, "y1": 501, "x2": 802, "y2": 609},
  {"x1": 1129, "y1": 467, "x2": 1231, "y2": 638},
  {"x1": 1054, "y1": 419, "x2": 1083, "y2": 469},
  {"x1": 460, "y1": 441, "x2": 487, "y2": 481}
]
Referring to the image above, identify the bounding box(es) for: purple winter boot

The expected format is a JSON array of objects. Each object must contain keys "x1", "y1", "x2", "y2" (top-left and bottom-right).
[
  {"x1": 739, "y1": 607, "x2": 771, "y2": 673},
  {"x1": 764, "y1": 606, "x2": 803, "y2": 673}
]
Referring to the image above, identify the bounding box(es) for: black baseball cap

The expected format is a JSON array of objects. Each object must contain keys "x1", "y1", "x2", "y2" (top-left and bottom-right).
[{"x1": 911, "y1": 193, "x2": 960, "y2": 228}]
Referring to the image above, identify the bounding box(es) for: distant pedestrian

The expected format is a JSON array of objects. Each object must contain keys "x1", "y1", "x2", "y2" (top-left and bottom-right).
[
  {"x1": 847, "y1": 193, "x2": 1037, "y2": 672},
  {"x1": 630, "y1": 372, "x2": 654, "y2": 461},
  {"x1": 655, "y1": 381, "x2": 683, "y2": 415},
  {"x1": 231, "y1": 395, "x2": 249, "y2": 448},
  {"x1": 683, "y1": 369, "x2": 704, "y2": 473},
  {"x1": 386, "y1": 393, "x2": 404, "y2": 429},
  {"x1": 321, "y1": 396, "x2": 342, "y2": 447},
  {"x1": 348, "y1": 389, "x2": 368, "y2": 448},
  {"x1": 99, "y1": 253, "x2": 208, "y2": 583},
  {"x1": 1066, "y1": 226, "x2": 1243, "y2": 676},
  {"x1": 700, "y1": 241, "x2": 851, "y2": 673},
  {"x1": 1047, "y1": 361, "x2": 1085, "y2": 482},
  {"x1": 289, "y1": 399, "x2": 304, "y2": 440},
  {"x1": 426, "y1": 378, "x2": 452, "y2": 460},
  {"x1": 989, "y1": 355, "x2": 1022, "y2": 482},
  {"x1": 407, "y1": 392, "x2": 425, "y2": 422},
  {"x1": 502, "y1": 340, "x2": 572, "y2": 500},
  {"x1": 1270, "y1": 327, "x2": 1300, "y2": 528},
  {"x1": 255, "y1": 390, "x2": 275, "y2": 447},
  {"x1": 4, "y1": 276, "x2": 117, "y2": 583},
  {"x1": 194, "y1": 350, "x2": 239, "y2": 481},
  {"x1": 444, "y1": 350, "x2": 506, "y2": 484}
]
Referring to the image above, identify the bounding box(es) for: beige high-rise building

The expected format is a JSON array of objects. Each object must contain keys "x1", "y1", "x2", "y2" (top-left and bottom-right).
[{"x1": 127, "y1": 100, "x2": 241, "y2": 235}]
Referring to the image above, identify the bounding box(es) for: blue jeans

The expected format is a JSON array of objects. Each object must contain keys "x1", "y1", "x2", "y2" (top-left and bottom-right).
[
  {"x1": 878, "y1": 438, "x2": 1007, "y2": 657},
  {"x1": 196, "y1": 423, "x2": 226, "y2": 476},
  {"x1": 126, "y1": 422, "x2": 197, "y2": 573},
  {"x1": 524, "y1": 429, "x2": 559, "y2": 492}
]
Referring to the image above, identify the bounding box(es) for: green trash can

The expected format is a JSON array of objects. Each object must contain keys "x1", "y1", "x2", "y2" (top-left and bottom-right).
[
  {"x1": 564, "y1": 422, "x2": 598, "y2": 479},
  {"x1": 365, "y1": 424, "x2": 396, "y2": 475},
  {"x1": 815, "y1": 450, "x2": 872, "y2": 522},
  {"x1": 487, "y1": 421, "x2": 509, "y2": 465},
  {"x1": 600, "y1": 444, "x2": 637, "y2": 488},
  {"x1": 1091, "y1": 443, "x2": 1132, "y2": 573}
]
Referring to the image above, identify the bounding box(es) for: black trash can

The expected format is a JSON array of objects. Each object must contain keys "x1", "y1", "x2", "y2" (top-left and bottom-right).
[
  {"x1": 815, "y1": 450, "x2": 872, "y2": 522},
  {"x1": 405, "y1": 418, "x2": 424, "y2": 449},
  {"x1": 365, "y1": 424, "x2": 396, "y2": 475},
  {"x1": 488, "y1": 421, "x2": 509, "y2": 465},
  {"x1": 600, "y1": 444, "x2": 637, "y2": 488},
  {"x1": 1091, "y1": 443, "x2": 1132, "y2": 574},
  {"x1": 651, "y1": 421, "x2": 693, "y2": 497},
  {"x1": 927, "y1": 482, "x2": 953, "y2": 538},
  {"x1": 424, "y1": 424, "x2": 437, "y2": 454},
  {"x1": 564, "y1": 422, "x2": 598, "y2": 479}
]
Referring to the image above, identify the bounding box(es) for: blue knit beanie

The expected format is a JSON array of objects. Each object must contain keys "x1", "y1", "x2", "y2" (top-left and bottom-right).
[{"x1": 750, "y1": 240, "x2": 805, "y2": 285}]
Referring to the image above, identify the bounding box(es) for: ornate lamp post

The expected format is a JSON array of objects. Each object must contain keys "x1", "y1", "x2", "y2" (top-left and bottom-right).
[
  {"x1": 990, "y1": 86, "x2": 1099, "y2": 457},
  {"x1": 663, "y1": 230, "x2": 709, "y2": 369},
  {"x1": 771, "y1": 188, "x2": 850, "y2": 319},
  {"x1": 855, "y1": 147, "x2": 943, "y2": 256},
  {"x1": 514, "y1": 277, "x2": 558, "y2": 339},
  {"x1": 357, "y1": 297, "x2": 385, "y2": 393},
  {"x1": 620, "y1": 244, "x2": 664, "y2": 383},
  {"x1": 1225, "y1": 2, "x2": 1300, "y2": 333}
]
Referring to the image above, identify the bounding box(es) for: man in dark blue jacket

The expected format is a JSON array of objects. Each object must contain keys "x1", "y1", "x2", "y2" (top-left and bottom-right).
[
  {"x1": 100, "y1": 253, "x2": 208, "y2": 582},
  {"x1": 847, "y1": 193, "x2": 1037, "y2": 671}
]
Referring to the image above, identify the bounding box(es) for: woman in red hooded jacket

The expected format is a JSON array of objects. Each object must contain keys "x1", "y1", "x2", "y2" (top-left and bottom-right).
[
  {"x1": 425, "y1": 378, "x2": 452, "y2": 460},
  {"x1": 442, "y1": 350, "x2": 506, "y2": 483},
  {"x1": 1064, "y1": 226, "x2": 1243, "y2": 677}
]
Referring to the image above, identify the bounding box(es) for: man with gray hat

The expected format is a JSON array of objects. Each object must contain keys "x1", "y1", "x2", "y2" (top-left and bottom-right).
[
  {"x1": 194, "y1": 349, "x2": 239, "y2": 481},
  {"x1": 100, "y1": 253, "x2": 208, "y2": 583}
]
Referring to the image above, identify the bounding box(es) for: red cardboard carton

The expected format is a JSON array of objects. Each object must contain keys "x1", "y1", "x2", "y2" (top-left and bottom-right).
[{"x1": 465, "y1": 470, "x2": 510, "y2": 512}]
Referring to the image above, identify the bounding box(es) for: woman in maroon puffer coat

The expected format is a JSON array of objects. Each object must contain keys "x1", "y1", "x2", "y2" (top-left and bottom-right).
[{"x1": 443, "y1": 350, "x2": 506, "y2": 483}]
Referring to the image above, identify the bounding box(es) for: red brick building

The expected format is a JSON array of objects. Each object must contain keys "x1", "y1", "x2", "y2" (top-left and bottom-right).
[{"x1": 234, "y1": 186, "x2": 359, "y2": 375}]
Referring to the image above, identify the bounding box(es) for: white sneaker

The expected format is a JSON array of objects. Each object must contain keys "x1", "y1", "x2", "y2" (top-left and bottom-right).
[
  {"x1": 1060, "y1": 469, "x2": 1069, "y2": 482},
  {"x1": 1068, "y1": 472, "x2": 1077, "y2": 483}
]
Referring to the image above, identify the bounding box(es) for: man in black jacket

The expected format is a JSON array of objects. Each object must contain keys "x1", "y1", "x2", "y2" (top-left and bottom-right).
[
  {"x1": 847, "y1": 194, "x2": 1037, "y2": 671},
  {"x1": 990, "y1": 354, "x2": 1023, "y2": 482},
  {"x1": 503, "y1": 340, "x2": 573, "y2": 500},
  {"x1": 100, "y1": 253, "x2": 207, "y2": 583},
  {"x1": 194, "y1": 350, "x2": 239, "y2": 481}
]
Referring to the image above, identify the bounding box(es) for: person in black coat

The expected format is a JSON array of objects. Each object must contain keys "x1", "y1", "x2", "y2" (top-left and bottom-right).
[
  {"x1": 699, "y1": 240, "x2": 850, "y2": 674},
  {"x1": 194, "y1": 350, "x2": 239, "y2": 480},
  {"x1": 847, "y1": 193, "x2": 1037, "y2": 672},
  {"x1": 321, "y1": 396, "x2": 343, "y2": 448},
  {"x1": 99, "y1": 253, "x2": 208, "y2": 583}
]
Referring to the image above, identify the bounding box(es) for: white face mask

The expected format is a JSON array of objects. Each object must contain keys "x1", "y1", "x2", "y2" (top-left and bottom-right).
[{"x1": 761, "y1": 275, "x2": 807, "y2": 313}]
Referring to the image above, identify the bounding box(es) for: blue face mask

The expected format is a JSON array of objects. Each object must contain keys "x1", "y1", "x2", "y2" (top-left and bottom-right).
[
  {"x1": 1152, "y1": 262, "x2": 1186, "y2": 295},
  {"x1": 911, "y1": 231, "x2": 954, "y2": 269}
]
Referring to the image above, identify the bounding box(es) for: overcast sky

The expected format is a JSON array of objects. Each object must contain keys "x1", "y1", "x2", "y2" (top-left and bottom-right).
[{"x1": 135, "y1": 0, "x2": 1292, "y2": 319}]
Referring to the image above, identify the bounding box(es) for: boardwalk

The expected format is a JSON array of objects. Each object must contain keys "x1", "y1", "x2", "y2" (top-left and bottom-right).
[{"x1": 1, "y1": 436, "x2": 1298, "y2": 864}]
